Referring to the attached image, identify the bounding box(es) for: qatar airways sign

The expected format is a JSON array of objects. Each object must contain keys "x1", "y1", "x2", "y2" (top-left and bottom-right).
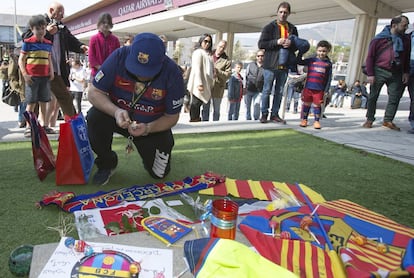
[
  {"x1": 118, "y1": 0, "x2": 163, "y2": 16},
  {"x1": 65, "y1": 0, "x2": 203, "y2": 35}
]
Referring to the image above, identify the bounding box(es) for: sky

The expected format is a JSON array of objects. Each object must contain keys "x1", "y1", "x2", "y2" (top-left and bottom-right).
[{"x1": 2, "y1": 0, "x2": 101, "y2": 16}]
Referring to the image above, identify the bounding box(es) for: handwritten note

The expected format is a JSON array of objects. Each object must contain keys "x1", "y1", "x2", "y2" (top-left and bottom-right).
[{"x1": 38, "y1": 237, "x2": 173, "y2": 278}]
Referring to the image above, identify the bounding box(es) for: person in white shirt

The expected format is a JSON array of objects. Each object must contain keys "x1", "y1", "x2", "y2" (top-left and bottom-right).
[{"x1": 69, "y1": 59, "x2": 86, "y2": 114}]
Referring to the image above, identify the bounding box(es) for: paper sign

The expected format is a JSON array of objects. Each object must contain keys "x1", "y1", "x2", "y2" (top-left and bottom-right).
[{"x1": 38, "y1": 237, "x2": 173, "y2": 278}]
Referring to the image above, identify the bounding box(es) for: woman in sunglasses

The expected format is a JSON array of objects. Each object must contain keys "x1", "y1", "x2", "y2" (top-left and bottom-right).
[{"x1": 186, "y1": 33, "x2": 214, "y2": 122}]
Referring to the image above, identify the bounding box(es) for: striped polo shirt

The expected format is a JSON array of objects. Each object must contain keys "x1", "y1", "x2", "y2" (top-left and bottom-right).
[{"x1": 21, "y1": 35, "x2": 52, "y2": 77}]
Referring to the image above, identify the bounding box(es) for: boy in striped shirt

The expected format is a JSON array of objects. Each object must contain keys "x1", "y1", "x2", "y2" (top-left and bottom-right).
[
  {"x1": 298, "y1": 40, "x2": 332, "y2": 129},
  {"x1": 19, "y1": 14, "x2": 54, "y2": 136}
]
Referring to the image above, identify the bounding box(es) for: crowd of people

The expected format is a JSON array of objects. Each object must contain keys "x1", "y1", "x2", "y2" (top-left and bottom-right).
[
  {"x1": 183, "y1": 1, "x2": 414, "y2": 132},
  {"x1": 1, "y1": 1, "x2": 413, "y2": 184}
]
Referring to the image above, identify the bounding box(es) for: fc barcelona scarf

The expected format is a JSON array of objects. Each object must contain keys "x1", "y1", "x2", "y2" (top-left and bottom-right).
[{"x1": 36, "y1": 172, "x2": 225, "y2": 212}]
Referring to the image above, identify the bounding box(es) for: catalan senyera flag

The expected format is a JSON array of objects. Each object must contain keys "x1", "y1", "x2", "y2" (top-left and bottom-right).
[
  {"x1": 239, "y1": 199, "x2": 414, "y2": 277},
  {"x1": 199, "y1": 177, "x2": 325, "y2": 204},
  {"x1": 239, "y1": 224, "x2": 345, "y2": 278}
]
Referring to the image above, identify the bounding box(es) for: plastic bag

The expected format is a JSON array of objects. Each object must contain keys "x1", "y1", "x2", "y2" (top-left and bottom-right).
[
  {"x1": 56, "y1": 113, "x2": 94, "y2": 185},
  {"x1": 23, "y1": 111, "x2": 55, "y2": 181}
]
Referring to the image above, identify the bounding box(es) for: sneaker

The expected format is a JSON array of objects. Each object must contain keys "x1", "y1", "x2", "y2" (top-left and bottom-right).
[
  {"x1": 260, "y1": 114, "x2": 268, "y2": 123},
  {"x1": 299, "y1": 119, "x2": 308, "y2": 127},
  {"x1": 44, "y1": 126, "x2": 56, "y2": 134},
  {"x1": 18, "y1": 121, "x2": 27, "y2": 128},
  {"x1": 93, "y1": 168, "x2": 115, "y2": 185},
  {"x1": 382, "y1": 121, "x2": 400, "y2": 131},
  {"x1": 269, "y1": 115, "x2": 286, "y2": 124},
  {"x1": 24, "y1": 127, "x2": 31, "y2": 138},
  {"x1": 362, "y1": 120, "x2": 373, "y2": 128},
  {"x1": 313, "y1": 121, "x2": 321, "y2": 129},
  {"x1": 407, "y1": 129, "x2": 414, "y2": 134}
]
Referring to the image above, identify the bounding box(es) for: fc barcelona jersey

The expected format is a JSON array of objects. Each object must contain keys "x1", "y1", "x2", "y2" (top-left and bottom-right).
[{"x1": 93, "y1": 47, "x2": 184, "y2": 123}]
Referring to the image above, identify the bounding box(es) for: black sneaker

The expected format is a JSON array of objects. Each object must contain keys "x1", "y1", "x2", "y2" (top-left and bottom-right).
[{"x1": 93, "y1": 169, "x2": 115, "y2": 185}]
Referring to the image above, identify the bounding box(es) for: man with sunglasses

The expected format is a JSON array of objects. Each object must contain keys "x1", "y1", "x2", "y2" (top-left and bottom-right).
[
  {"x1": 87, "y1": 33, "x2": 185, "y2": 185},
  {"x1": 245, "y1": 50, "x2": 265, "y2": 120}
]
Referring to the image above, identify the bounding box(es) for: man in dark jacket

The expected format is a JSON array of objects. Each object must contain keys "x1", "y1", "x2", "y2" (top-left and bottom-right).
[
  {"x1": 362, "y1": 15, "x2": 410, "y2": 131},
  {"x1": 23, "y1": 2, "x2": 88, "y2": 119},
  {"x1": 258, "y1": 1, "x2": 297, "y2": 124},
  {"x1": 245, "y1": 49, "x2": 264, "y2": 120}
]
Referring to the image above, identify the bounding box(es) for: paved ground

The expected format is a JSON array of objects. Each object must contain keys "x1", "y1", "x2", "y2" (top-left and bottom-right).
[{"x1": 1, "y1": 89, "x2": 414, "y2": 166}]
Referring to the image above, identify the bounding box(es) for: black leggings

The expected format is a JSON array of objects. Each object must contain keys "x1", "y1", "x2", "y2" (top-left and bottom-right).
[{"x1": 86, "y1": 107, "x2": 174, "y2": 179}]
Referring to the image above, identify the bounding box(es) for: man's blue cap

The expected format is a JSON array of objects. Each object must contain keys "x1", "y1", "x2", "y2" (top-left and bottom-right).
[{"x1": 126, "y1": 32, "x2": 166, "y2": 78}]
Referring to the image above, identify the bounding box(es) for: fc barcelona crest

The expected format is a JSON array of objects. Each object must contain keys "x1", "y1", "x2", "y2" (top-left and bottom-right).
[
  {"x1": 151, "y1": 89, "x2": 163, "y2": 100},
  {"x1": 137, "y1": 52, "x2": 149, "y2": 64}
]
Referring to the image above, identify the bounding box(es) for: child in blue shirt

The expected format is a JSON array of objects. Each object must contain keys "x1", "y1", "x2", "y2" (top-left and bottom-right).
[{"x1": 227, "y1": 62, "x2": 244, "y2": 120}]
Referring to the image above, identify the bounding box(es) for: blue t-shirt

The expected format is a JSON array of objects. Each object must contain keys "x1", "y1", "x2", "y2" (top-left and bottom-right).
[{"x1": 93, "y1": 47, "x2": 184, "y2": 123}]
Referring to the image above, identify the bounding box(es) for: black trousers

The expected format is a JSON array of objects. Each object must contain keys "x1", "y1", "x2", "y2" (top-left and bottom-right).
[
  {"x1": 86, "y1": 107, "x2": 174, "y2": 179},
  {"x1": 190, "y1": 95, "x2": 203, "y2": 121}
]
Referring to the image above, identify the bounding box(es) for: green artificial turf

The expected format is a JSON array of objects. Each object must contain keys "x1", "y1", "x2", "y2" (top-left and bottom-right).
[{"x1": 1, "y1": 129, "x2": 413, "y2": 277}]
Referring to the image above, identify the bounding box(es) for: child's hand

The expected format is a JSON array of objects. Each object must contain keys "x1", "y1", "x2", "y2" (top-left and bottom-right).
[{"x1": 23, "y1": 73, "x2": 33, "y2": 85}]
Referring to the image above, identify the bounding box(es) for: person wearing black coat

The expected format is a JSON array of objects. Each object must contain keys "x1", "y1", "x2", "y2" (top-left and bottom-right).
[
  {"x1": 258, "y1": 1, "x2": 298, "y2": 124},
  {"x1": 22, "y1": 2, "x2": 88, "y2": 118}
]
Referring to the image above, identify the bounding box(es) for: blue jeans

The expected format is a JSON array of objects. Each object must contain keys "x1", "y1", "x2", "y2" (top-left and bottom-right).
[
  {"x1": 351, "y1": 95, "x2": 367, "y2": 108},
  {"x1": 261, "y1": 69, "x2": 288, "y2": 117},
  {"x1": 18, "y1": 102, "x2": 27, "y2": 122},
  {"x1": 331, "y1": 92, "x2": 345, "y2": 107},
  {"x1": 286, "y1": 83, "x2": 300, "y2": 112},
  {"x1": 202, "y1": 97, "x2": 222, "y2": 121},
  {"x1": 244, "y1": 91, "x2": 261, "y2": 120},
  {"x1": 228, "y1": 101, "x2": 241, "y2": 120}
]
